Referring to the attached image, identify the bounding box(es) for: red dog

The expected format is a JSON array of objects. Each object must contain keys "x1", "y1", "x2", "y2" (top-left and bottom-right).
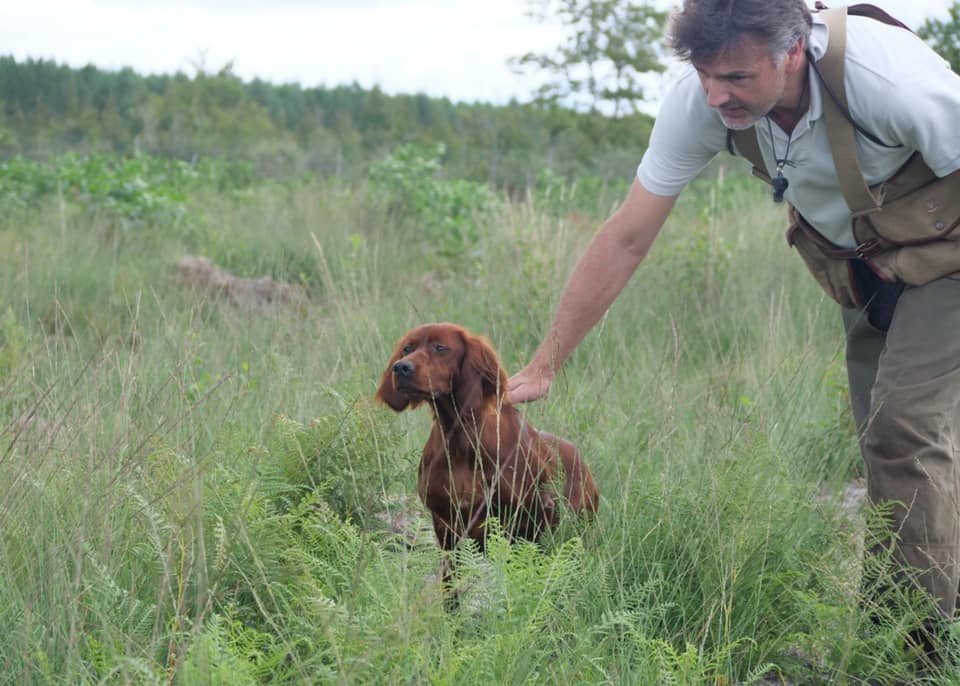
[{"x1": 376, "y1": 323, "x2": 599, "y2": 587}]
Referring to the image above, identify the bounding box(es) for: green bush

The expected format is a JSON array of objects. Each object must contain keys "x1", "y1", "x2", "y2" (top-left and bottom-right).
[
  {"x1": 0, "y1": 152, "x2": 256, "y2": 224},
  {"x1": 369, "y1": 143, "x2": 500, "y2": 260}
]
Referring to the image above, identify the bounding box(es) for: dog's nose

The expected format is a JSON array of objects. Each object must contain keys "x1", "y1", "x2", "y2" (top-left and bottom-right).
[{"x1": 393, "y1": 360, "x2": 414, "y2": 377}]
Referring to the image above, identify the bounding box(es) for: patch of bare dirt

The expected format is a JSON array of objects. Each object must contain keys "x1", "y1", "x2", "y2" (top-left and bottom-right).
[{"x1": 176, "y1": 255, "x2": 308, "y2": 308}]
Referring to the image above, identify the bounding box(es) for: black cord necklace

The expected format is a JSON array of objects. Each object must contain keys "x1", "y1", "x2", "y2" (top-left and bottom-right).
[
  {"x1": 766, "y1": 117, "x2": 795, "y2": 203},
  {"x1": 766, "y1": 78, "x2": 808, "y2": 203}
]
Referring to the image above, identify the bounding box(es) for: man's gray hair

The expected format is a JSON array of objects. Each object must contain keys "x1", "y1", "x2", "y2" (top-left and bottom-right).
[{"x1": 668, "y1": 0, "x2": 813, "y2": 64}]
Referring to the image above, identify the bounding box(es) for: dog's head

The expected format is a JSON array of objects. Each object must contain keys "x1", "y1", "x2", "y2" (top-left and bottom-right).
[{"x1": 375, "y1": 323, "x2": 507, "y2": 414}]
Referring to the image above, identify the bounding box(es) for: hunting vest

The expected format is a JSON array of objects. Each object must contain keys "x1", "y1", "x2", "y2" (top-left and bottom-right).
[{"x1": 729, "y1": 4, "x2": 960, "y2": 309}]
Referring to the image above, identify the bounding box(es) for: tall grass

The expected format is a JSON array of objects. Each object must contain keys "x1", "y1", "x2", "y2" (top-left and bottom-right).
[{"x1": 0, "y1": 163, "x2": 951, "y2": 684}]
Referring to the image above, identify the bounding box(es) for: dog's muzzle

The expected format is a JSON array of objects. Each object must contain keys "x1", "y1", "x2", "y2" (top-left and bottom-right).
[{"x1": 393, "y1": 360, "x2": 415, "y2": 378}]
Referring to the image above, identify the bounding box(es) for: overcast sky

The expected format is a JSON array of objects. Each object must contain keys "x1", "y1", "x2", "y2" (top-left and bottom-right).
[{"x1": 1, "y1": 0, "x2": 955, "y2": 112}]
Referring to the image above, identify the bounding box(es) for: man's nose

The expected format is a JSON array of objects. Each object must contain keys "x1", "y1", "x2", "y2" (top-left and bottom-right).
[{"x1": 704, "y1": 80, "x2": 730, "y2": 108}]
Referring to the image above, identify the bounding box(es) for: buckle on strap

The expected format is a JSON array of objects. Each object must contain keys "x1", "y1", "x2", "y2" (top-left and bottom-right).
[{"x1": 855, "y1": 238, "x2": 882, "y2": 259}]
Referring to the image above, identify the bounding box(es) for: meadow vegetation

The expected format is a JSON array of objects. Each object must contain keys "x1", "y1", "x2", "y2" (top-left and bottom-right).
[{"x1": 0, "y1": 148, "x2": 953, "y2": 684}]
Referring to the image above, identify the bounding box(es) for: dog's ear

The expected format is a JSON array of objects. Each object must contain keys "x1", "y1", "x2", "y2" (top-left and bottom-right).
[
  {"x1": 454, "y1": 332, "x2": 508, "y2": 414},
  {"x1": 375, "y1": 344, "x2": 413, "y2": 412}
]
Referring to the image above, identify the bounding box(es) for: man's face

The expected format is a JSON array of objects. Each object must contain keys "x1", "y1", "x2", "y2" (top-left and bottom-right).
[{"x1": 693, "y1": 36, "x2": 791, "y2": 130}]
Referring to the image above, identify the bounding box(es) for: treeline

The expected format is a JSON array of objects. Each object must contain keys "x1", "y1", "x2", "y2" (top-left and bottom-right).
[{"x1": 0, "y1": 56, "x2": 655, "y2": 188}]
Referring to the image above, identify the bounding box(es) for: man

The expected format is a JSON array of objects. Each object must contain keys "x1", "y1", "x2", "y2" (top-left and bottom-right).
[{"x1": 507, "y1": 0, "x2": 960, "y2": 664}]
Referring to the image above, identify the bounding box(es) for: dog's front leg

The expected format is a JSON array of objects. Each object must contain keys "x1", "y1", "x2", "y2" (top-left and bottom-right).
[{"x1": 430, "y1": 512, "x2": 462, "y2": 610}]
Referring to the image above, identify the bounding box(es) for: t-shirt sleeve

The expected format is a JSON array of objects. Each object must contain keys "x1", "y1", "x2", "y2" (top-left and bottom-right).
[
  {"x1": 845, "y1": 17, "x2": 960, "y2": 178},
  {"x1": 884, "y1": 64, "x2": 960, "y2": 177},
  {"x1": 636, "y1": 68, "x2": 729, "y2": 196}
]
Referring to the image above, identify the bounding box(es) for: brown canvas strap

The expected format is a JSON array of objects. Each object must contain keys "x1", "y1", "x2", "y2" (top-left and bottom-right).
[
  {"x1": 816, "y1": 7, "x2": 885, "y2": 215},
  {"x1": 728, "y1": 126, "x2": 768, "y2": 182}
]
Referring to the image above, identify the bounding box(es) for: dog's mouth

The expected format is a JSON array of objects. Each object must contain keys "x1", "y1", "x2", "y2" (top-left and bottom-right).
[{"x1": 393, "y1": 375, "x2": 448, "y2": 399}]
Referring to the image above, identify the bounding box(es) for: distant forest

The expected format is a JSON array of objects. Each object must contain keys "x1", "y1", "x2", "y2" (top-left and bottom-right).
[{"x1": 0, "y1": 56, "x2": 655, "y2": 188}]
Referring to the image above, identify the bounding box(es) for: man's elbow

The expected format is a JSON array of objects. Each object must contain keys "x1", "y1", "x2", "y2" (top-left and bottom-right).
[{"x1": 603, "y1": 213, "x2": 655, "y2": 263}]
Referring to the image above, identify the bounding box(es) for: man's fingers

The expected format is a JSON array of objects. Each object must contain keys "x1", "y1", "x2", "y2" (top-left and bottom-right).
[{"x1": 506, "y1": 373, "x2": 548, "y2": 404}]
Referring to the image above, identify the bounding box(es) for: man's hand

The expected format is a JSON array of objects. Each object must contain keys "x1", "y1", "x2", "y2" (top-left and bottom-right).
[{"x1": 506, "y1": 366, "x2": 554, "y2": 404}]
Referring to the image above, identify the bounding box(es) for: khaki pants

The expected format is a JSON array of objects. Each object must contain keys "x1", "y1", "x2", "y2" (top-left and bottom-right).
[{"x1": 843, "y1": 275, "x2": 960, "y2": 619}]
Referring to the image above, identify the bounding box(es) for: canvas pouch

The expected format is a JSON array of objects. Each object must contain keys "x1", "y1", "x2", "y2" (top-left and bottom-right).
[
  {"x1": 853, "y1": 158, "x2": 960, "y2": 285},
  {"x1": 783, "y1": 154, "x2": 960, "y2": 309},
  {"x1": 786, "y1": 206, "x2": 862, "y2": 308}
]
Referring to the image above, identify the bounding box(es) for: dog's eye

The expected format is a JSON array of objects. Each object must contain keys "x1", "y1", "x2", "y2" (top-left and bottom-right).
[
  {"x1": 433, "y1": 344, "x2": 449, "y2": 353},
  {"x1": 402, "y1": 344, "x2": 415, "y2": 354}
]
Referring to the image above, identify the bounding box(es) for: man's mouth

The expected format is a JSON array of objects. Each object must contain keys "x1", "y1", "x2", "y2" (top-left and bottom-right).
[{"x1": 719, "y1": 104, "x2": 746, "y2": 116}]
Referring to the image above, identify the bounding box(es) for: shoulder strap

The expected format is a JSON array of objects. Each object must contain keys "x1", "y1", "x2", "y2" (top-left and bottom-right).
[
  {"x1": 843, "y1": 3, "x2": 911, "y2": 32},
  {"x1": 727, "y1": 127, "x2": 769, "y2": 183},
  {"x1": 817, "y1": 7, "x2": 885, "y2": 215},
  {"x1": 808, "y1": 8, "x2": 903, "y2": 150}
]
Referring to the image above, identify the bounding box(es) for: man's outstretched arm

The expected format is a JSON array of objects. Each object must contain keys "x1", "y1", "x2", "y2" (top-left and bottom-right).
[{"x1": 507, "y1": 179, "x2": 678, "y2": 403}]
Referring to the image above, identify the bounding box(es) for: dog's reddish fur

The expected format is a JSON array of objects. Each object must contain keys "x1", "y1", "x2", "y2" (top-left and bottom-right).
[{"x1": 376, "y1": 323, "x2": 599, "y2": 579}]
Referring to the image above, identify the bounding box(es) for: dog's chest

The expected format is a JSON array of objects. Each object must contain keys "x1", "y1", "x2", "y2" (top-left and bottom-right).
[{"x1": 416, "y1": 431, "x2": 520, "y2": 508}]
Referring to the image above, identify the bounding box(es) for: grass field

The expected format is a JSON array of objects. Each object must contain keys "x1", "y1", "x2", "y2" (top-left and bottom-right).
[{"x1": 0, "y1": 156, "x2": 953, "y2": 684}]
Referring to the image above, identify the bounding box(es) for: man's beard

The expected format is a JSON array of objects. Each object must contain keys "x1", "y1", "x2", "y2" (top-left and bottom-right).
[
  {"x1": 721, "y1": 113, "x2": 762, "y2": 130},
  {"x1": 716, "y1": 101, "x2": 771, "y2": 130},
  {"x1": 715, "y1": 84, "x2": 785, "y2": 129}
]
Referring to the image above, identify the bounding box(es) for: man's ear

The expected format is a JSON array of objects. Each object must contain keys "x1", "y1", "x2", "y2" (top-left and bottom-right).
[{"x1": 785, "y1": 35, "x2": 806, "y2": 74}]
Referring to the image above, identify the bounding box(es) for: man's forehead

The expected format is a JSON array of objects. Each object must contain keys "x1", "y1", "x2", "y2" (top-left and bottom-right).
[{"x1": 692, "y1": 36, "x2": 773, "y2": 72}]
